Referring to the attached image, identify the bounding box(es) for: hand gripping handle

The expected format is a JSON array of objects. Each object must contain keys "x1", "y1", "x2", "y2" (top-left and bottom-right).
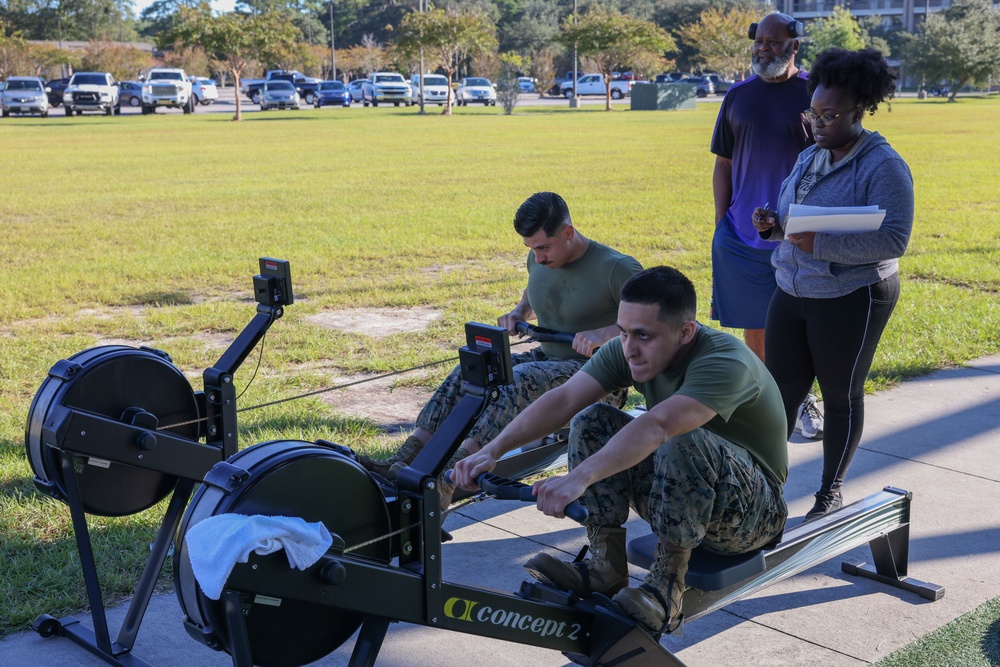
[
  {"x1": 445, "y1": 470, "x2": 588, "y2": 523},
  {"x1": 514, "y1": 321, "x2": 576, "y2": 345}
]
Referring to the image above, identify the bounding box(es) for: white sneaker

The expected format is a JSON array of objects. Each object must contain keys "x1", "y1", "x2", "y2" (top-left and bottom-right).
[{"x1": 795, "y1": 394, "x2": 824, "y2": 440}]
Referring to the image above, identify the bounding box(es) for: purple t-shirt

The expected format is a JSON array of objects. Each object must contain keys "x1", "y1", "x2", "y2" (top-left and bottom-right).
[{"x1": 711, "y1": 72, "x2": 813, "y2": 249}]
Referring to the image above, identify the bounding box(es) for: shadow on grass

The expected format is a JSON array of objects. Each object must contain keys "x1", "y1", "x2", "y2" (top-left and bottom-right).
[
  {"x1": 983, "y1": 615, "x2": 1000, "y2": 665},
  {"x1": 125, "y1": 290, "x2": 195, "y2": 307}
]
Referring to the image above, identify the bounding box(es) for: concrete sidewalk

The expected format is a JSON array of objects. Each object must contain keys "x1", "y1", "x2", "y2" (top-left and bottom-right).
[{"x1": 4, "y1": 355, "x2": 999, "y2": 666}]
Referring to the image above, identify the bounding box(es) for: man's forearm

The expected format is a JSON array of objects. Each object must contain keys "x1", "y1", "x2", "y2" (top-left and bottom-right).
[
  {"x1": 512, "y1": 290, "x2": 533, "y2": 320},
  {"x1": 568, "y1": 395, "x2": 714, "y2": 488},
  {"x1": 587, "y1": 324, "x2": 621, "y2": 345},
  {"x1": 482, "y1": 390, "x2": 575, "y2": 460},
  {"x1": 713, "y1": 157, "x2": 733, "y2": 223}
]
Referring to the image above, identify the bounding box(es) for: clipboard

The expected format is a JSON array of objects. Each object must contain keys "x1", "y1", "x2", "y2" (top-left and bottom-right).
[{"x1": 785, "y1": 204, "x2": 886, "y2": 234}]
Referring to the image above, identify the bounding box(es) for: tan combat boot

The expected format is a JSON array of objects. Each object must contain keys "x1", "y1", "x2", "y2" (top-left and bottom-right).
[
  {"x1": 612, "y1": 539, "x2": 691, "y2": 634},
  {"x1": 523, "y1": 526, "x2": 630, "y2": 597},
  {"x1": 358, "y1": 435, "x2": 424, "y2": 479}
]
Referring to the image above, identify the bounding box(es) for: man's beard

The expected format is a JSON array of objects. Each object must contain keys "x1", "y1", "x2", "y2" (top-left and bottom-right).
[{"x1": 752, "y1": 47, "x2": 795, "y2": 79}]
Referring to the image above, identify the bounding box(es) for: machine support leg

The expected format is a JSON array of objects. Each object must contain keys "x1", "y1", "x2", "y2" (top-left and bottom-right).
[
  {"x1": 222, "y1": 590, "x2": 254, "y2": 667},
  {"x1": 60, "y1": 450, "x2": 115, "y2": 655},
  {"x1": 38, "y1": 452, "x2": 190, "y2": 665},
  {"x1": 841, "y1": 525, "x2": 945, "y2": 601},
  {"x1": 117, "y1": 479, "x2": 195, "y2": 649},
  {"x1": 349, "y1": 616, "x2": 391, "y2": 667}
]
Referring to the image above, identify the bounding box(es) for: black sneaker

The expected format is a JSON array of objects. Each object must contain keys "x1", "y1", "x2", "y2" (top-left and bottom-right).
[{"x1": 805, "y1": 489, "x2": 843, "y2": 521}]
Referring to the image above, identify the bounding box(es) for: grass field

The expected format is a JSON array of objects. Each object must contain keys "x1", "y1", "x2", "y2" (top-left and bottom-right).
[{"x1": 2, "y1": 97, "x2": 999, "y2": 656}]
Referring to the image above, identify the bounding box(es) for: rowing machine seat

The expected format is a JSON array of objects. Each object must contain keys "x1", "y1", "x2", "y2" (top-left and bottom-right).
[{"x1": 626, "y1": 534, "x2": 765, "y2": 591}]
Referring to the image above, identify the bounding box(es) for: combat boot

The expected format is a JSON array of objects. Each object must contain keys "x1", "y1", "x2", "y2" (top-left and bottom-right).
[
  {"x1": 612, "y1": 539, "x2": 691, "y2": 634},
  {"x1": 358, "y1": 435, "x2": 424, "y2": 479},
  {"x1": 523, "y1": 526, "x2": 629, "y2": 597}
]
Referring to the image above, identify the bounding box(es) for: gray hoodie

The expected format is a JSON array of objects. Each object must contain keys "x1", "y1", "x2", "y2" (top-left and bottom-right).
[{"x1": 764, "y1": 131, "x2": 914, "y2": 298}]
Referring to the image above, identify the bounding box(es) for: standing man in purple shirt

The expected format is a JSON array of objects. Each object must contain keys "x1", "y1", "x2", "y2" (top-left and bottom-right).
[{"x1": 710, "y1": 11, "x2": 824, "y2": 440}]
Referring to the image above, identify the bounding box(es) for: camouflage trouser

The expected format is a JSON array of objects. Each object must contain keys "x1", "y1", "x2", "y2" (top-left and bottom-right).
[
  {"x1": 569, "y1": 403, "x2": 787, "y2": 554},
  {"x1": 417, "y1": 348, "x2": 627, "y2": 447}
]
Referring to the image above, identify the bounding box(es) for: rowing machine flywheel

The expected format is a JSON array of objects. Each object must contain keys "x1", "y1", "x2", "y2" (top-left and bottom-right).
[
  {"x1": 25, "y1": 345, "x2": 201, "y2": 516},
  {"x1": 175, "y1": 440, "x2": 393, "y2": 667}
]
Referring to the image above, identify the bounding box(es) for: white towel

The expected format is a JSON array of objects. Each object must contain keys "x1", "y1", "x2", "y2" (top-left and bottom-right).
[{"x1": 185, "y1": 513, "x2": 333, "y2": 600}]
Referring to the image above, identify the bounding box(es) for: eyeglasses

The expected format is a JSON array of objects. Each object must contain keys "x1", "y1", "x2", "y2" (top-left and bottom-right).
[{"x1": 803, "y1": 107, "x2": 855, "y2": 125}]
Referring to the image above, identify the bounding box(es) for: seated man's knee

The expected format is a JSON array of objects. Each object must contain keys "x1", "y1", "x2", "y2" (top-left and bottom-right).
[
  {"x1": 657, "y1": 431, "x2": 722, "y2": 469},
  {"x1": 570, "y1": 402, "x2": 627, "y2": 434}
]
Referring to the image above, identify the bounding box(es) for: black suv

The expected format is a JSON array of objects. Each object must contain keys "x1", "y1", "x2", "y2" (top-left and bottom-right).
[{"x1": 44, "y1": 77, "x2": 71, "y2": 107}]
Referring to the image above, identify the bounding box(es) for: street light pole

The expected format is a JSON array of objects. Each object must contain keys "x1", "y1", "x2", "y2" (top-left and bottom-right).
[
  {"x1": 418, "y1": 0, "x2": 425, "y2": 114},
  {"x1": 330, "y1": 1, "x2": 336, "y2": 80},
  {"x1": 570, "y1": 0, "x2": 579, "y2": 108}
]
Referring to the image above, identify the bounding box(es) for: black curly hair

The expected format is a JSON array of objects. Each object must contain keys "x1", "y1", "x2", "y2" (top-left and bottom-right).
[{"x1": 807, "y1": 48, "x2": 896, "y2": 116}]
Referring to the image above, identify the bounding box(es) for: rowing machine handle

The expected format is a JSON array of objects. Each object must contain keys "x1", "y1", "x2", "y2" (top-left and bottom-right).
[
  {"x1": 514, "y1": 322, "x2": 576, "y2": 346},
  {"x1": 444, "y1": 470, "x2": 588, "y2": 523}
]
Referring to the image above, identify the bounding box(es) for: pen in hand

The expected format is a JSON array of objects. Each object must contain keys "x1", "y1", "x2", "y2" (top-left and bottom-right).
[{"x1": 753, "y1": 202, "x2": 774, "y2": 232}]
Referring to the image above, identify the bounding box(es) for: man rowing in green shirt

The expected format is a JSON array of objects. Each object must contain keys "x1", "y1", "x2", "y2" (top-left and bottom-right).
[
  {"x1": 361, "y1": 191, "x2": 642, "y2": 511},
  {"x1": 454, "y1": 266, "x2": 788, "y2": 634}
]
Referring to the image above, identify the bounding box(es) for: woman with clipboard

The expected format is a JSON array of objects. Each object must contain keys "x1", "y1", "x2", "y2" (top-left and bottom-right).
[{"x1": 752, "y1": 48, "x2": 914, "y2": 521}]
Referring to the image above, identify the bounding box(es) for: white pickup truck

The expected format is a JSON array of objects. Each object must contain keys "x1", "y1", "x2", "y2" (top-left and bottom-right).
[
  {"x1": 560, "y1": 73, "x2": 633, "y2": 100},
  {"x1": 141, "y1": 68, "x2": 195, "y2": 114},
  {"x1": 62, "y1": 72, "x2": 120, "y2": 116}
]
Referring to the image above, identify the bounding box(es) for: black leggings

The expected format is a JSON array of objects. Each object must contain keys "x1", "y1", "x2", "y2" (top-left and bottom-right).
[{"x1": 764, "y1": 275, "x2": 900, "y2": 492}]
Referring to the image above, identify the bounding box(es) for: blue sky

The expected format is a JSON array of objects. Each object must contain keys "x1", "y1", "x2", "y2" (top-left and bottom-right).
[{"x1": 133, "y1": 0, "x2": 236, "y2": 16}]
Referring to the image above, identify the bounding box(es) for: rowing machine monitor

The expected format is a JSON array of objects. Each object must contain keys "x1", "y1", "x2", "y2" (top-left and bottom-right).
[
  {"x1": 459, "y1": 322, "x2": 513, "y2": 393},
  {"x1": 253, "y1": 257, "x2": 293, "y2": 309}
]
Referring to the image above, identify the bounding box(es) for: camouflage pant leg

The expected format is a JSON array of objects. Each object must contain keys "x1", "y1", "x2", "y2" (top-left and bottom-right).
[
  {"x1": 464, "y1": 355, "x2": 589, "y2": 446},
  {"x1": 648, "y1": 429, "x2": 786, "y2": 553},
  {"x1": 567, "y1": 404, "x2": 787, "y2": 553},
  {"x1": 567, "y1": 403, "x2": 644, "y2": 527},
  {"x1": 416, "y1": 348, "x2": 586, "y2": 446}
]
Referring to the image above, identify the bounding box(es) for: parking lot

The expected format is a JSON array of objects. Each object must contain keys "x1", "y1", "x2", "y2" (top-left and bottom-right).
[{"x1": 72, "y1": 85, "x2": 719, "y2": 117}]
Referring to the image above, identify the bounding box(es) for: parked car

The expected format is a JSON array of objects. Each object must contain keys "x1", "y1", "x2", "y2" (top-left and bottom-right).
[
  {"x1": 141, "y1": 68, "x2": 194, "y2": 114},
  {"x1": 456, "y1": 77, "x2": 497, "y2": 106},
  {"x1": 654, "y1": 72, "x2": 692, "y2": 83},
  {"x1": 63, "y1": 71, "x2": 120, "y2": 116},
  {"x1": 2, "y1": 76, "x2": 49, "y2": 117},
  {"x1": 347, "y1": 79, "x2": 367, "y2": 103},
  {"x1": 516, "y1": 76, "x2": 536, "y2": 93},
  {"x1": 313, "y1": 80, "x2": 351, "y2": 108},
  {"x1": 44, "y1": 77, "x2": 70, "y2": 107},
  {"x1": 242, "y1": 70, "x2": 319, "y2": 104},
  {"x1": 704, "y1": 74, "x2": 734, "y2": 95},
  {"x1": 118, "y1": 80, "x2": 143, "y2": 107},
  {"x1": 259, "y1": 80, "x2": 300, "y2": 110},
  {"x1": 675, "y1": 76, "x2": 715, "y2": 98},
  {"x1": 410, "y1": 73, "x2": 454, "y2": 106},
  {"x1": 190, "y1": 77, "x2": 219, "y2": 105},
  {"x1": 362, "y1": 72, "x2": 412, "y2": 107},
  {"x1": 560, "y1": 73, "x2": 632, "y2": 100}
]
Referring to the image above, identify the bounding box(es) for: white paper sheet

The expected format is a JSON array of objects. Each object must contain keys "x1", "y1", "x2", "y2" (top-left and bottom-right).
[{"x1": 785, "y1": 204, "x2": 885, "y2": 234}]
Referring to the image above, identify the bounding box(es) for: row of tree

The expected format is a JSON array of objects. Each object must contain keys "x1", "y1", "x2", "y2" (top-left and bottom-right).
[{"x1": 2, "y1": 0, "x2": 998, "y2": 112}]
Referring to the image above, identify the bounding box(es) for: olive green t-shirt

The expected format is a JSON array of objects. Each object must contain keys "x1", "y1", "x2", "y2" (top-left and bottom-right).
[
  {"x1": 581, "y1": 325, "x2": 788, "y2": 483},
  {"x1": 526, "y1": 241, "x2": 642, "y2": 360}
]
